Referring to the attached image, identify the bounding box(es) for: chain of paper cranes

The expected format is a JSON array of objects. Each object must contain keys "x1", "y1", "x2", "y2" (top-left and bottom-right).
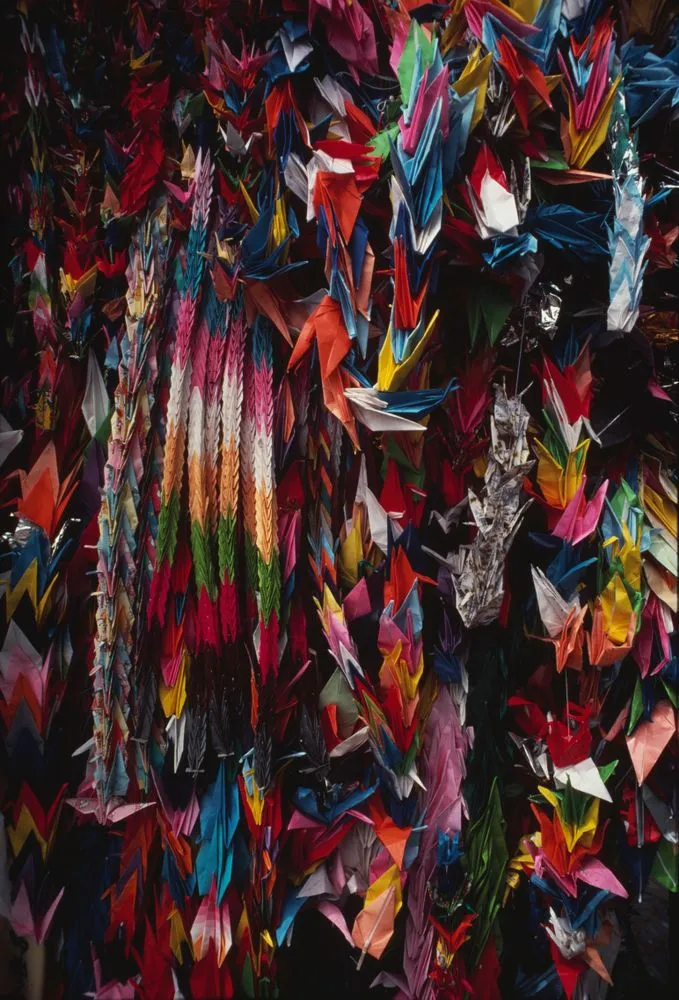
[{"x1": 0, "y1": 1, "x2": 677, "y2": 999}]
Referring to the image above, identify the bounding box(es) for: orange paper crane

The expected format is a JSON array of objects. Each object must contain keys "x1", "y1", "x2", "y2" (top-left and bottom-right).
[
  {"x1": 13, "y1": 442, "x2": 82, "y2": 540},
  {"x1": 288, "y1": 295, "x2": 358, "y2": 445}
]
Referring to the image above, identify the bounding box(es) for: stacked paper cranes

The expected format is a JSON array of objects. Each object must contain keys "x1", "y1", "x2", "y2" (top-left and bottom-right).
[{"x1": 0, "y1": 2, "x2": 677, "y2": 999}]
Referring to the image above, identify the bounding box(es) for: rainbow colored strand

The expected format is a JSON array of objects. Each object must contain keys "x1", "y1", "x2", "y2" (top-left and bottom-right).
[
  {"x1": 244, "y1": 318, "x2": 280, "y2": 682},
  {"x1": 151, "y1": 149, "x2": 214, "y2": 625},
  {"x1": 218, "y1": 292, "x2": 246, "y2": 645}
]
